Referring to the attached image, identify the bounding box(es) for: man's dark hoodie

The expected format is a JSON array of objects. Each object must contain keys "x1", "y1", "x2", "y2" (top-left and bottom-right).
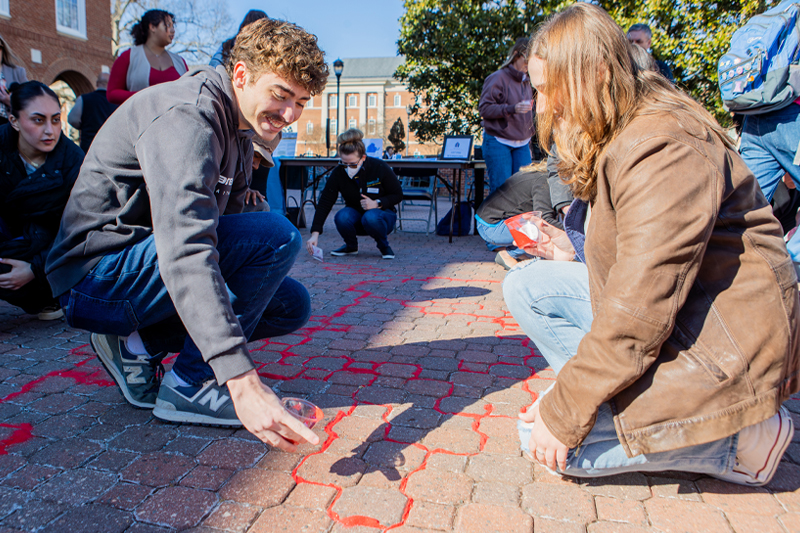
[{"x1": 46, "y1": 66, "x2": 258, "y2": 384}]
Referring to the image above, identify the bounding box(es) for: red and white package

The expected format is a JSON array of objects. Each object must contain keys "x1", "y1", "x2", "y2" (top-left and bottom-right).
[{"x1": 504, "y1": 212, "x2": 541, "y2": 248}]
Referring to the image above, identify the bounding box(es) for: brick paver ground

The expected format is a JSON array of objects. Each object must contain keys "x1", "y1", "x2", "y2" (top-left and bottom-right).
[{"x1": 0, "y1": 203, "x2": 799, "y2": 532}]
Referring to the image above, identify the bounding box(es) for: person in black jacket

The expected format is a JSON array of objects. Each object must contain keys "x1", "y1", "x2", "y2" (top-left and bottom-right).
[
  {"x1": 67, "y1": 72, "x2": 118, "y2": 153},
  {"x1": 306, "y1": 128, "x2": 403, "y2": 259},
  {"x1": 0, "y1": 81, "x2": 84, "y2": 319}
]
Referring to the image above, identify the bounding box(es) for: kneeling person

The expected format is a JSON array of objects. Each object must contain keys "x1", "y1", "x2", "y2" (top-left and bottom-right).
[
  {"x1": 46, "y1": 19, "x2": 329, "y2": 450},
  {"x1": 306, "y1": 129, "x2": 403, "y2": 259}
]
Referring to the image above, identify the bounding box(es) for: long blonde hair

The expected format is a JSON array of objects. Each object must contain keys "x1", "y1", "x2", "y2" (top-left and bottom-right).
[
  {"x1": 0, "y1": 35, "x2": 22, "y2": 68},
  {"x1": 529, "y1": 3, "x2": 733, "y2": 202}
]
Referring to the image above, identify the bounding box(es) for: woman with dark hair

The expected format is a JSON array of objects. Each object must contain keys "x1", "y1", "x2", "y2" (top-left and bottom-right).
[
  {"x1": 0, "y1": 82, "x2": 84, "y2": 320},
  {"x1": 504, "y1": 3, "x2": 798, "y2": 485},
  {"x1": 306, "y1": 129, "x2": 403, "y2": 259},
  {"x1": 107, "y1": 9, "x2": 187, "y2": 104},
  {"x1": 478, "y1": 37, "x2": 534, "y2": 194},
  {"x1": 209, "y1": 10, "x2": 268, "y2": 68},
  {"x1": 0, "y1": 34, "x2": 28, "y2": 125}
]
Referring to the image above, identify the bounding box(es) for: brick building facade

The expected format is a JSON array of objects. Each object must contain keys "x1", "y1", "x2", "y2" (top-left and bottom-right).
[
  {"x1": 0, "y1": 0, "x2": 113, "y2": 95},
  {"x1": 295, "y1": 57, "x2": 440, "y2": 157}
]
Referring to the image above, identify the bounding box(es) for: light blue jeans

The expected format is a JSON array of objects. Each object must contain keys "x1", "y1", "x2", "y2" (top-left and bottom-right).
[
  {"x1": 503, "y1": 259, "x2": 737, "y2": 477},
  {"x1": 475, "y1": 215, "x2": 526, "y2": 259},
  {"x1": 740, "y1": 104, "x2": 800, "y2": 262}
]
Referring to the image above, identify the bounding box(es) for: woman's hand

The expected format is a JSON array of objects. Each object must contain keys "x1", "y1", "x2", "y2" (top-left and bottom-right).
[
  {"x1": 244, "y1": 188, "x2": 265, "y2": 205},
  {"x1": 0, "y1": 259, "x2": 35, "y2": 290},
  {"x1": 306, "y1": 232, "x2": 320, "y2": 255},
  {"x1": 519, "y1": 402, "x2": 569, "y2": 472},
  {"x1": 360, "y1": 195, "x2": 379, "y2": 210},
  {"x1": 521, "y1": 216, "x2": 575, "y2": 261}
]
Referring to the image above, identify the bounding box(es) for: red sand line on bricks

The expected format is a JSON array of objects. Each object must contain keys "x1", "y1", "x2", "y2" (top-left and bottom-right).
[{"x1": 257, "y1": 274, "x2": 551, "y2": 531}]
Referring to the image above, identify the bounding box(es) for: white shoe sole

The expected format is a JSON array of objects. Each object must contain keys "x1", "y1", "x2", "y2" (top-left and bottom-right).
[{"x1": 153, "y1": 399, "x2": 242, "y2": 427}]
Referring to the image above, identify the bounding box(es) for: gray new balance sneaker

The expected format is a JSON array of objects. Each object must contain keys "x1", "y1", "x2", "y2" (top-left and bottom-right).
[
  {"x1": 152, "y1": 372, "x2": 242, "y2": 427},
  {"x1": 90, "y1": 333, "x2": 164, "y2": 409}
]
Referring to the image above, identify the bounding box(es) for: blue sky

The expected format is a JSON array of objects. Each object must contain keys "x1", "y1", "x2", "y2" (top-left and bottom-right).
[{"x1": 227, "y1": 0, "x2": 406, "y2": 61}]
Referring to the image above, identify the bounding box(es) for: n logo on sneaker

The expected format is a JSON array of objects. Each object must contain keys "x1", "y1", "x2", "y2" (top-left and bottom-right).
[
  {"x1": 198, "y1": 389, "x2": 230, "y2": 412},
  {"x1": 123, "y1": 365, "x2": 146, "y2": 384}
]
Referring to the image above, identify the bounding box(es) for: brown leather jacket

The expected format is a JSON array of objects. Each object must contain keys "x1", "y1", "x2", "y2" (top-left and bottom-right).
[{"x1": 538, "y1": 112, "x2": 800, "y2": 457}]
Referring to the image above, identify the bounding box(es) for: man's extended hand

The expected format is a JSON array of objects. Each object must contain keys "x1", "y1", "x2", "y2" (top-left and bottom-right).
[
  {"x1": 519, "y1": 401, "x2": 569, "y2": 472},
  {"x1": 244, "y1": 188, "x2": 265, "y2": 205},
  {"x1": 360, "y1": 194, "x2": 379, "y2": 210},
  {"x1": 226, "y1": 369, "x2": 320, "y2": 451}
]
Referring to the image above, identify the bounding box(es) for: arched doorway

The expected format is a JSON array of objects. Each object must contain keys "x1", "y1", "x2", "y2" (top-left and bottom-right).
[{"x1": 49, "y1": 70, "x2": 92, "y2": 145}]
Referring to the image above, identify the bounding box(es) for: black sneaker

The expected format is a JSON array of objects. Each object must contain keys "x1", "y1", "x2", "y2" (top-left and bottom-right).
[
  {"x1": 37, "y1": 305, "x2": 64, "y2": 321},
  {"x1": 152, "y1": 372, "x2": 242, "y2": 427},
  {"x1": 331, "y1": 245, "x2": 358, "y2": 256},
  {"x1": 379, "y1": 245, "x2": 395, "y2": 259},
  {"x1": 90, "y1": 333, "x2": 164, "y2": 409}
]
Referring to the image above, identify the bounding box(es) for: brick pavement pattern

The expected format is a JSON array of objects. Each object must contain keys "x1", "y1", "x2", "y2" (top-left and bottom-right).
[{"x1": 0, "y1": 211, "x2": 799, "y2": 532}]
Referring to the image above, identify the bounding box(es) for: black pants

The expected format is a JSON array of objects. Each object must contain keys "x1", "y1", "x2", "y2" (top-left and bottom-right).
[{"x1": 0, "y1": 275, "x2": 58, "y2": 315}]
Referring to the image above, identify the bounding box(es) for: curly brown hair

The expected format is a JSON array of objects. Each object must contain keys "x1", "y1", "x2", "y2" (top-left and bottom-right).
[{"x1": 228, "y1": 18, "x2": 329, "y2": 96}]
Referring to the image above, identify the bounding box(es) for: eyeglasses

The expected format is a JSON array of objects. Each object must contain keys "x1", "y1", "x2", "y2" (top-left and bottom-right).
[{"x1": 339, "y1": 160, "x2": 360, "y2": 169}]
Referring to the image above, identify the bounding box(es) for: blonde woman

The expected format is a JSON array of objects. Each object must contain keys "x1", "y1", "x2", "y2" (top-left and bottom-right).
[{"x1": 504, "y1": 3, "x2": 798, "y2": 486}]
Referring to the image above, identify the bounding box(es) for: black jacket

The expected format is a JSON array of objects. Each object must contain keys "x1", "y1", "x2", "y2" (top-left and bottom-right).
[
  {"x1": 310, "y1": 156, "x2": 403, "y2": 234},
  {"x1": 0, "y1": 124, "x2": 84, "y2": 280},
  {"x1": 475, "y1": 169, "x2": 563, "y2": 230}
]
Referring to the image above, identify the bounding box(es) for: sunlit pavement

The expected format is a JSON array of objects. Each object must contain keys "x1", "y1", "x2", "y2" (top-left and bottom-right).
[{"x1": 0, "y1": 204, "x2": 798, "y2": 532}]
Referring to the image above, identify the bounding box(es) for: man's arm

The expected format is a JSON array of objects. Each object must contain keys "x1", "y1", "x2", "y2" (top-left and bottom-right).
[{"x1": 67, "y1": 96, "x2": 83, "y2": 130}]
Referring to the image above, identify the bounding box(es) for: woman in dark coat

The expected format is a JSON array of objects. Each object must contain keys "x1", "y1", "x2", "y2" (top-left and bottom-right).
[{"x1": 0, "y1": 81, "x2": 84, "y2": 319}]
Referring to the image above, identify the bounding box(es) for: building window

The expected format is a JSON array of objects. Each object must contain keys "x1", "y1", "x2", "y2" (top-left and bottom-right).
[
  {"x1": 329, "y1": 94, "x2": 337, "y2": 107},
  {"x1": 348, "y1": 94, "x2": 357, "y2": 107},
  {"x1": 368, "y1": 118, "x2": 376, "y2": 134},
  {"x1": 329, "y1": 119, "x2": 337, "y2": 134},
  {"x1": 393, "y1": 94, "x2": 401, "y2": 107},
  {"x1": 368, "y1": 94, "x2": 377, "y2": 107},
  {"x1": 55, "y1": 0, "x2": 87, "y2": 38},
  {"x1": 348, "y1": 118, "x2": 356, "y2": 129},
  {"x1": 306, "y1": 97, "x2": 313, "y2": 108},
  {"x1": 306, "y1": 122, "x2": 314, "y2": 135},
  {"x1": 0, "y1": 0, "x2": 9, "y2": 18}
]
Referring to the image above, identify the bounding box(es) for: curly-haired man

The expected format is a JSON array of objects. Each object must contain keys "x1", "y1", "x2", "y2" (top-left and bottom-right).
[{"x1": 46, "y1": 19, "x2": 329, "y2": 449}]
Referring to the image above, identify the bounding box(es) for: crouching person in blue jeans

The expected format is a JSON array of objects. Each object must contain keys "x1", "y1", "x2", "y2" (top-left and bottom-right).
[
  {"x1": 502, "y1": 4, "x2": 799, "y2": 487},
  {"x1": 306, "y1": 128, "x2": 403, "y2": 260},
  {"x1": 45, "y1": 19, "x2": 329, "y2": 450}
]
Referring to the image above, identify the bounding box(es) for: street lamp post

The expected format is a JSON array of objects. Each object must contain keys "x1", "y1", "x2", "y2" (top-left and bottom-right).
[{"x1": 333, "y1": 58, "x2": 344, "y2": 147}]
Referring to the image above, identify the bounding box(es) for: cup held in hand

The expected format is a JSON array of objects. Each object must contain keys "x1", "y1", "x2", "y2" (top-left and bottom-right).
[
  {"x1": 282, "y1": 397, "x2": 324, "y2": 429},
  {"x1": 504, "y1": 211, "x2": 543, "y2": 248}
]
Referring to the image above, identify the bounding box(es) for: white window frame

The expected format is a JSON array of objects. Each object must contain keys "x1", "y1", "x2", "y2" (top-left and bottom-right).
[
  {"x1": 306, "y1": 122, "x2": 314, "y2": 135},
  {"x1": 329, "y1": 94, "x2": 337, "y2": 107},
  {"x1": 393, "y1": 94, "x2": 401, "y2": 107},
  {"x1": 306, "y1": 97, "x2": 313, "y2": 108},
  {"x1": 55, "y1": 0, "x2": 87, "y2": 39},
  {"x1": 368, "y1": 94, "x2": 377, "y2": 108},
  {"x1": 0, "y1": 0, "x2": 10, "y2": 18},
  {"x1": 329, "y1": 119, "x2": 337, "y2": 133},
  {"x1": 348, "y1": 118, "x2": 357, "y2": 129},
  {"x1": 368, "y1": 118, "x2": 376, "y2": 134},
  {"x1": 348, "y1": 94, "x2": 357, "y2": 107}
]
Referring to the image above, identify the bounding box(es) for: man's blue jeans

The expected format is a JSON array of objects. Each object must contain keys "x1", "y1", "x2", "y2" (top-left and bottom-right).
[
  {"x1": 334, "y1": 207, "x2": 397, "y2": 250},
  {"x1": 740, "y1": 104, "x2": 800, "y2": 262},
  {"x1": 503, "y1": 259, "x2": 737, "y2": 477},
  {"x1": 482, "y1": 133, "x2": 532, "y2": 194},
  {"x1": 475, "y1": 215, "x2": 526, "y2": 259},
  {"x1": 60, "y1": 212, "x2": 311, "y2": 386}
]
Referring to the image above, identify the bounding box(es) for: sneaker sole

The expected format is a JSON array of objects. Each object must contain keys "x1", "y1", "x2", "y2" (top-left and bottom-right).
[
  {"x1": 90, "y1": 334, "x2": 155, "y2": 409},
  {"x1": 330, "y1": 251, "x2": 358, "y2": 256},
  {"x1": 748, "y1": 406, "x2": 794, "y2": 485},
  {"x1": 38, "y1": 309, "x2": 64, "y2": 321},
  {"x1": 153, "y1": 400, "x2": 242, "y2": 427}
]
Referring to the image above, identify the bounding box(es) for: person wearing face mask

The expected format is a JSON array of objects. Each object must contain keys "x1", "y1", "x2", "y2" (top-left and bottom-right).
[
  {"x1": 0, "y1": 82, "x2": 84, "y2": 320},
  {"x1": 107, "y1": 9, "x2": 188, "y2": 105},
  {"x1": 306, "y1": 128, "x2": 404, "y2": 259}
]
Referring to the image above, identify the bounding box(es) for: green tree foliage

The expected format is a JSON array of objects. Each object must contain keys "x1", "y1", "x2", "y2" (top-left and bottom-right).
[
  {"x1": 397, "y1": 0, "x2": 776, "y2": 139},
  {"x1": 388, "y1": 118, "x2": 406, "y2": 153}
]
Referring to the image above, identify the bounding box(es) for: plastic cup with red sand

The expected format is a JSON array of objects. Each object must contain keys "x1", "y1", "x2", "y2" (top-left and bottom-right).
[
  {"x1": 504, "y1": 211, "x2": 543, "y2": 248},
  {"x1": 281, "y1": 397, "x2": 324, "y2": 429}
]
